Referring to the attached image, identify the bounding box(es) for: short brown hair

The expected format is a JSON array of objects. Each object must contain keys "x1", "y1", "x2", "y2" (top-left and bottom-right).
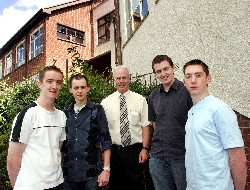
[
  {"x1": 183, "y1": 59, "x2": 209, "y2": 76},
  {"x1": 152, "y1": 55, "x2": 174, "y2": 73},
  {"x1": 68, "y1": 74, "x2": 89, "y2": 88},
  {"x1": 38, "y1": 65, "x2": 64, "y2": 82}
]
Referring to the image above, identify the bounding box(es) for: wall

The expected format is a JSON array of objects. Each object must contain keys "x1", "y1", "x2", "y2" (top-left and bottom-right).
[
  {"x1": 120, "y1": 0, "x2": 250, "y2": 118},
  {"x1": 45, "y1": 3, "x2": 93, "y2": 73}
]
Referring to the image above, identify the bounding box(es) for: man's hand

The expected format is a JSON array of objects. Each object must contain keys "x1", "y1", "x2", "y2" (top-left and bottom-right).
[
  {"x1": 139, "y1": 148, "x2": 149, "y2": 163},
  {"x1": 97, "y1": 170, "x2": 110, "y2": 187}
]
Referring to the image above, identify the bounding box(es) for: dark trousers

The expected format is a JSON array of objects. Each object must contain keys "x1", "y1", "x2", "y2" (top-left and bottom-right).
[
  {"x1": 63, "y1": 179, "x2": 98, "y2": 190},
  {"x1": 45, "y1": 183, "x2": 64, "y2": 190},
  {"x1": 109, "y1": 143, "x2": 144, "y2": 190}
]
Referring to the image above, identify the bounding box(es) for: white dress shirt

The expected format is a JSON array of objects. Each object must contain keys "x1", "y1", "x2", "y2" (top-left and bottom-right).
[{"x1": 101, "y1": 90, "x2": 150, "y2": 145}]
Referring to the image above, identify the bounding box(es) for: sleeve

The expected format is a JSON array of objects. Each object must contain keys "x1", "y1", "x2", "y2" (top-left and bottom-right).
[
  {"x1": 141, "y1": 97, "x2": 151, "y2": 127},
  {"x1": 214, "y1": 105, "x2": 244, "y2": 149},
  {"x1": 148, "y1": 91, "x2": 156, "y2": 122},
  {"x1": 97, "y1": 105, "x2": 112, "y2": 151},
  {"x1": 10, "y1": 110, "x2": 33, "y2": 144}
]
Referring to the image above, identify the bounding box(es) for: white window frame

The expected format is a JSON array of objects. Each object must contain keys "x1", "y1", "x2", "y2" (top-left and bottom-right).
[
  {"x1": 30, "y1": 25, "x2": 43, "y2": 59},
  {"x1": 16, "y1": 40, "x2": 26, "y2": 68},
  {"x1": 0, "y1": 60, "x2": 2, "y2": 79},
  {"x1": 5, "y1": 51, "x2": 12, "y2": 76}
]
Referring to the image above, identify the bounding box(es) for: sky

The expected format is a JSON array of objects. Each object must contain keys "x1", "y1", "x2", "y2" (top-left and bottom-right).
[{"x1": 0, "y1": 0, "x2": 72, "y2": 49}]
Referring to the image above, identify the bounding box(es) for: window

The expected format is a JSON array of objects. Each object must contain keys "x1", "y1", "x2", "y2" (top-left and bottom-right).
[
  {"x1": 30, "y1": 25, "x2": 43, "y2": 59},
  {"x1": 127, "y1": 0, "x2": 148, "y2": 35},
  {"x1": 57, "y1": 24, "x2": 84, "y2": 45},
  {"x1": 0, "y1": 60, "x2": 2, "y2": 79},
  {"x1": 5, "y1": 52, "x2": 12, "y2": 76},
  {"x1": 16, "y1": 41, "x2": 26, "y2": 68},
  {"x1": 97, "y1": 12, "x2": 114, "y2": 45}
]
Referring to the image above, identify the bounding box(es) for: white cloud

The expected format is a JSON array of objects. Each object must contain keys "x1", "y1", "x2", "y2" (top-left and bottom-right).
[
  {"x1": 0, "y1": 0, "x2": 73, "y2": 48},
  {"x1": 15, "y1": 0, "x2": 72, "y2": 9}
]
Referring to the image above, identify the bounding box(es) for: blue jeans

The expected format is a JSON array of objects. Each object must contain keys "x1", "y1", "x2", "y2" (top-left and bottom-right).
[
  {"x1": 149, "y1": 155, "x2": 186, "y2": 190},
  {"x1": 64, "y1": 178, "x2": 98, "y2": 190}
]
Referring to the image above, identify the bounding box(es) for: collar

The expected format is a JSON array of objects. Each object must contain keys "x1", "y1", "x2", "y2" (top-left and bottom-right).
[
  {"x1": 159, "y1": 78, "x2": 180, "y2": 92},
  {"x1": 115, "y1": 90, "x2": 130, "y2": 99},
  {"x1": 67, "y1": 99, "x2": 96, "y2": 112}
]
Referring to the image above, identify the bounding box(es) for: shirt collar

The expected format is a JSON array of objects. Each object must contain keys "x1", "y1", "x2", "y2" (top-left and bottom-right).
[
  {"x1": 159, "y1": 78, "x2": 180, "y2": 92},
  {"x1": 68, "y1": 99, "x2": 95, "y2": 111},
  {"x1": 115, "y1": 90, "x2": 130, "y2": 99}
]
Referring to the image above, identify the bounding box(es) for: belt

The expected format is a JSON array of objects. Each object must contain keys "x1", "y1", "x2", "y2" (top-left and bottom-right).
[{"x1": 112, "y1": 143, "x2": 142, "y2": 150}]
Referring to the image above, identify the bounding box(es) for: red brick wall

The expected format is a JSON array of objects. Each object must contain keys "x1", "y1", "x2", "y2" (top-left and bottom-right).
[
  {"x1": 45, "y1": 3, "x2": 94, "y2": 74},
  {"x1": 237, "y1": 112, "x2": 250, "y2": 190}
]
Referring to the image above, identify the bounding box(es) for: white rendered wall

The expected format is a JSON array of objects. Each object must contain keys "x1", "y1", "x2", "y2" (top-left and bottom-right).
[{"x1": 119, "y1": 0, "x2": 250, "y2": 117}]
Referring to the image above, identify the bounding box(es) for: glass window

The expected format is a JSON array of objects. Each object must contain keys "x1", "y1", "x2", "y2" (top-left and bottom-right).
[
  {"x1": 127, "y1": 0, "x2": 148, "y2": 35},
  {"x1": 30, "y1": 25, "x2": 43, "y2": 59},
  {"x1": 16, "y1": 41, "x2": 26, "y2": 68},
  {"x1": 5, "y1": 52, "x2": 12, "y2": 76},
  {"x1": 97, "y1": 12, "x2": 114, "y2": 45},
  {"x1": 57, "y1": 24, "x2": 84, "y2": 45}
]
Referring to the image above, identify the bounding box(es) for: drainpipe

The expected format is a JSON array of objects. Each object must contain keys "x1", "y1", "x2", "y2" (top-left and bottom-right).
[{"x1": 115, "y1": 0, "x2": 123, "y2": 65}]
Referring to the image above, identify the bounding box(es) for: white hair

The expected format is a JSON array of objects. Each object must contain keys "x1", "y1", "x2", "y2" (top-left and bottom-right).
[{"x1": 113, "y1": 65, "x2": 130, "y2": 78}]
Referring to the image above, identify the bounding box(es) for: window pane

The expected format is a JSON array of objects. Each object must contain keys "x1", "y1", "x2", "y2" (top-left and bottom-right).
[
  {"x1": 98, "y1": 25, "x2": 106, "y2": 37},
  {"x1": 57, "y1": 25, "x2": 66, "y2": 33},
  {"x1": 17, "y1": 42, "x2": 26, "y2": 67},
  {"x1": 76, "y1": 31, "x2": 84, "y2": 38},
  {"x1": 58, "y1": 32, "x2": 67, "y2": 39},
  {"x1": 5, "y1": 54, "x2": 12, "y2": 75},
  {"x1": 67, "y1": 28, "x2": 75, "y2": 36},
  {"x1": 57, "y1": 24, "x2": 84, "y2": 44},
  {"x1": 142, "y1": 0, "x2": 148, "y2": 16},
  {"x1": 76, "y1": 38, "x2": 84, "y2": 44},
  {"x1": 98, "y1": 18, "x2": 106, "y2": 26}
]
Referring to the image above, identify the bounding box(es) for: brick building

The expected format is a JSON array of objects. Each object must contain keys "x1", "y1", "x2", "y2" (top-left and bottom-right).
[{"x1": 0, "y1": 0, "x2": 120, "y2": 83}]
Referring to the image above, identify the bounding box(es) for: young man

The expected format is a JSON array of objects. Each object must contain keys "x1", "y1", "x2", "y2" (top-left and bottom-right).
[
  {"x1": 148, "y1": 55, "x2": 193, "y2": 190},
  {"x1": 101, "y1": 66, "x2": 150, "y2": 190},
  {"x1": 62, "y1": 74, "x2": 112, "y2": 190},
  {"x1": 183, "y1": 59, "x2": 247, "y2": 190},
  {"x1": 7, "y1": 66, "x2": 66, "y2": 190}
]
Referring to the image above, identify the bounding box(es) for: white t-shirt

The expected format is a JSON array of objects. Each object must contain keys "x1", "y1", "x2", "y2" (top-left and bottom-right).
[
  {"x1": 185, "y1": 95, "x2": 244, "y2": 190},
  {"x1": 10, "y1": 101, "x2": 66, "y2": 190}
]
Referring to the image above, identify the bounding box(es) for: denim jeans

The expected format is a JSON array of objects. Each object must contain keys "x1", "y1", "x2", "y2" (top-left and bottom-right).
[
  {"x1": 64, "y1": 178, "x2": 98, "y2": 190},
  {"x1": 149, "y1": 155, "x2": 186, "y2": 190}
]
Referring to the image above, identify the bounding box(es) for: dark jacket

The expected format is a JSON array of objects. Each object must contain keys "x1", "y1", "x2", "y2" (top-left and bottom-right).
[{"x1": 62, "y1": 100, "x2": 112, "y2": 182}]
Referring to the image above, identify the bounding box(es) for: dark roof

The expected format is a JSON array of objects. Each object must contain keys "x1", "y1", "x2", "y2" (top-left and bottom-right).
[{"x1": 0, "y1": 0, "x2": 91, "y2": 54}]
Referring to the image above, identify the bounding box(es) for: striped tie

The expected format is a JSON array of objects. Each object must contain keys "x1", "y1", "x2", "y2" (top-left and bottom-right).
[{"x1": 120, "y1": 94, "x2": 131, "y2": 146}]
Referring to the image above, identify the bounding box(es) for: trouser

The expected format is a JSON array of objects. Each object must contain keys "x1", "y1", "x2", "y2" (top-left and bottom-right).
[
  {"x1": 109, "y1": 143, "x2": 144, "y2": 190},
  {"x1": 149, "y1": 155, "x2": 186, "y2": 190},
  {"x1": 45, "y1": 183, "x2": 64, "y2": 190},
  {"x1": 63, "y1": 179, "x2": 98, "y2": 190}
]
